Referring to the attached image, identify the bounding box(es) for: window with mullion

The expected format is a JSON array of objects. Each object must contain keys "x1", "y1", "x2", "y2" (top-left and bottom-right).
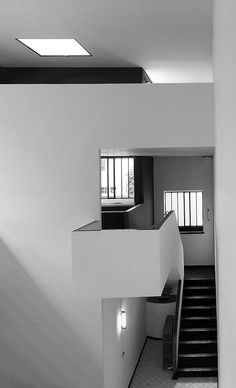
[
  {"x1": 101, "y1": 157, "x2": 134, "y2": 200},
  {"x1": 164, "y1": 190, "x2": 203, "y2": 232}
]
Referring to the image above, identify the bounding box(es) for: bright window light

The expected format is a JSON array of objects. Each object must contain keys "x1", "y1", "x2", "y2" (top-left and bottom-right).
[
  {"x1": 164, "y1": 190, "x2": 203, "y2": 232},
  {"x1": 17, "y1": 39, "x2": 91, "y2": 56},
  {"x1": 121, "y1": 310, "x2": 126, "y2": 329}
]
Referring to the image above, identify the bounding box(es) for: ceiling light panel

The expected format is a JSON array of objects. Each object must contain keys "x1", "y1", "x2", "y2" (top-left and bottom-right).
[{"x1": 17, "y1": 38, "x2": 91, "y2": 56}]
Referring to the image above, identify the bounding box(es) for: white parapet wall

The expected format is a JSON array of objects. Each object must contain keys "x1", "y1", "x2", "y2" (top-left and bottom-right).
[{"x1": 72, "y1": 212, "x2": 184, "y2": 299}]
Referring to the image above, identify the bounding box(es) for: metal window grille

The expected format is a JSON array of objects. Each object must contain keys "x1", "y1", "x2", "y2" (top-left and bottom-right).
[
  {"x1": 101, "y1": 157, "x2": 134, "y2": 200},
  {"x1": 164, "y1": 190, "x2": 203, "y2": 232}
]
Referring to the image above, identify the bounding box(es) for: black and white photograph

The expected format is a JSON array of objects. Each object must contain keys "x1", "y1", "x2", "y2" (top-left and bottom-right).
[{"x1": 0, "y1": 0, "x2": 231, "y2": 387}]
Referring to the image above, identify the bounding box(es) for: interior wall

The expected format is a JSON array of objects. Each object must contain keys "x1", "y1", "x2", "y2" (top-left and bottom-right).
[
  {"x1": 214, "y1": 0, "x2": 236, "y2": 386},
  {"x1": 0, "y1": 84, "x2": 214, "y2": 388},
  {"x1": 147, "y1": 302, "x2": 176, "y2": 339},
  {"x1": 154, "y1": 156, "x2": 214, "y2": 265},
  {"x1": 128, "y1": 157, "x2": 154, "y2": 229},
  {"x1": 103, "y1": 297, "x2": 146, "y2": 388}
]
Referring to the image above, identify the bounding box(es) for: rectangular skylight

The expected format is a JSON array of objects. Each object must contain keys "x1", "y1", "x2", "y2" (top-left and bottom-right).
[{"x1": 17, "y1": 38, "x2": 91, "y2": 56}]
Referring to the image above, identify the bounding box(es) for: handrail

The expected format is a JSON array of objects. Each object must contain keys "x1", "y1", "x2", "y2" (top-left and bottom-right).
[
  {"x1": 74, "y1": 220, "x2": 101, "y2": 232},
  {"x1": 101, "y1": 204, "x2": 142, "y2": 214},
  {"x1": 173, "y1": 279, "x2": 183, "y2": 377},
  {"x1": 126, "y1": 204, "x2": 142, "y2": 213},
  {"x1": 152, "y1": 211, "x2": 173, "y2": 230}
]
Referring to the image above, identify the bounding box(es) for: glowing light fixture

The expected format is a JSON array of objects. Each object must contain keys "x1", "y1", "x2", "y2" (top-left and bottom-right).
[
  {"x1": 121, "y1": 310, "x2": 126, "y2": 329},
  {"x1": 16, "y1": 38, "x2": 91, "y2": 57}
]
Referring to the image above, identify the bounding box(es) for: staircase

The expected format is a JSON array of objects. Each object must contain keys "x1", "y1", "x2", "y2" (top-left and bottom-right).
[{"x1": 174, "y1": 272, "x2": 218, "y2": 378}]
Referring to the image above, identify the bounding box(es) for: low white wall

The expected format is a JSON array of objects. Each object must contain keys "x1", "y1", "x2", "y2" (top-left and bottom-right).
[
  {"x1": 103, "y1": 297, "x2": 146, "y2": 388},
  {"x1": 73, "y1": 228, "x2": 162, "y2": 299},
  {"x1": 72, "y1": 213, "x2": 184, "y2": 299},
  {"x1": 159, "y1": 213, "x2": 184, "y2": 285}
]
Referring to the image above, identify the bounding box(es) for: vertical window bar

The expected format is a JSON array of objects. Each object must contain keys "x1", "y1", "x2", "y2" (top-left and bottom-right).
[
  {"x1": 177, "y1": 192, "x2": 179, "y2": 223},
  {"x1": 178, "y1": 192, "x2": 184, "y2": 226},
  {"x1": 107, "y1": 158, "x2": 109, "y2": 198},
  {"x1": 183, "y1": 193, "x2": 186, "y2": 226},
  {"x1": 196, "y1": 191, "x2": 198, "y2": 226},
  {"x1": 121, "y1": 158, "x2": 123, "y2": 198},
  {"x1": 189, "y1": 192, "x2": 191, "y2": 226},
  {"x1": 128, "y1": 158, "x2": 130, "y2": 198},
  {"x1": 113, "y1": 157, "x2": 115, "y2": 198}
]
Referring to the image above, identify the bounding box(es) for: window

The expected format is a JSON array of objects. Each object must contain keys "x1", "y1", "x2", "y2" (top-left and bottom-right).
[
  {"x1": 164, "y1": 190, "x2": 203, "y2": 232},
  {"x1": 101, "y1": 157, "x2": 134, "y2": 202}
]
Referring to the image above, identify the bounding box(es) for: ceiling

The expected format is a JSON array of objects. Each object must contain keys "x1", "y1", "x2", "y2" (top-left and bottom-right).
[
  {"x1": 0, "y1": 0, "x2": 213, "y2": 83},
  {"x1": 101, "y1": 147, "x2": 214, "y2": 157}
]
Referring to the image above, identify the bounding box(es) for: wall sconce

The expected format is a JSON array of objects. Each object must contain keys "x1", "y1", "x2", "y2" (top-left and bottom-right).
[{"x1": 121, "y1": 310, "x2": 126, "y2": 329}]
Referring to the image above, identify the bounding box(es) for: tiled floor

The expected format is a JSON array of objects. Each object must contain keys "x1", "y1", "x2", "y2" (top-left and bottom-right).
[{"x1": 130, "y1": 339, "x2": 217, "y2": 388}]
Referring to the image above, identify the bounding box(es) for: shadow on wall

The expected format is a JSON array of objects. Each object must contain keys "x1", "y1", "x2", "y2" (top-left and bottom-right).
[{"x1": 0, "y1": 239, "x2": 99, "y2": 388}]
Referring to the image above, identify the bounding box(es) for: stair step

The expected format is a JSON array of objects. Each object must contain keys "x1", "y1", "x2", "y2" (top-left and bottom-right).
[
  {"x1": 182, "y1": 307, "x2": 216, "y2": 317},
  {"x1": 177, "y1": 367, "x2": 218, "y2": 378},
  {"x1": 184, "y1": 287, "x2": 216, "y2": 296},
  {"x1": 179, "y1": 341, "x2": 217, "y2": 354},
  {"x1": 182, "y1": 305, "x2": 216, "y2": 309},
  {"x1": 183, "y1": 295, "x2": 216, "y2": 306},
  {"x1": 179, "y1": 339, "x2": 217, "y2": 343},
  {"x1": 182, "y1": 315, "x2": 216, "y2": 319},
  {"x1": 183, "y1": 295, "x2": 216, "y2": 299},
  {"x1": 181, "y1": 327, "x2": 217, "y2": 332},
  {"x1": 184, "y1": 279, "x2": 215, "y2": 288},
  {"x1": 185, "y1": 286, "x2": 215, "y2": 289},
  {"x1": 179, "y1": 353, "x2": 217, "y2": 357},
  {"x1": 178, "y1": 354, "x2": 217, "y2": 368},
  {"x1": 181, "y1": 317, "x2": 217, "y2": 329},
  {"x1": 180, "y1": 328, "x2": 217, "y2": 342}
]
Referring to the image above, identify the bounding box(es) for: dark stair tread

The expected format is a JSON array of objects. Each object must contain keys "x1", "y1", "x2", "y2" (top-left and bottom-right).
[
  {"x1": 181, "y1": 316, "x2": 216, "y2": 319},
  {"x1": 178, "y1": 355, "x2": 217, "y2": 368},
  {"x1": 179, "y1": 342, "x2": 217, "y2": 354},
  {"x1": 183, "y1": 295, "x2": 216, "y2": 299},
  {"x1": 179, "y1": 339, "x2": 217, "y2": 344},
  {"x1": 182, "y1": 305, "x2": 216, "y2": 311},
  {"x1": 184, "y1": 278, "x2": 215, "y2": 284},
  {"x1": 180, "y1": 326, "x2": 217, "y2": 332},
  {"x1": 182, "y1": 308, "x2": 216, "y2": 317},
  {"x1": 180, "y1": 330, "x2": 217, "y2": 341},
  {"x1": 179, "y1": 353, "x2": 217, "y2": 357},
  {"x1": 184, "y1": 289, "x2": 216, "y2": 296},
  {"x1": 178, "y1": 367, "x2": 217, "y2": 371},
  {"x1": 184, "y1": 284, "x2": 216, "y2": 290},
  {"x1": 176, "y1": 367, "x2": 218, "y2": 378},
  {"x1": 183, "y1": 298, "x2": 216, "y2": 307},
  {"x1": 180, "y1": 320, "x2": 216, "y2": 329}
]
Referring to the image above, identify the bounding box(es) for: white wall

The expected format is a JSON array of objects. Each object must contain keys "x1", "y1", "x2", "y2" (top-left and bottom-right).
[
  {"x1": 0, "y1": 84, "x2": 214, "y2": 388},
  {"x1": 214, "y1": 0, "x2": 236, "y2": 386},
  {"x1": 73, "y1": 228, "x2": 163, "y2": 298},
  {"x1": 73, "y1": 212, "x2": 183, "y2": 299},
  {"x1": 103, "y1": 297, "x2": 146, "y2": 388},
  {"x1": 154, "y1": 156, "x2": 214, "y2": 265},
  {"x1": 147, "y1": 302, "x2": 176, "y2": 339}
]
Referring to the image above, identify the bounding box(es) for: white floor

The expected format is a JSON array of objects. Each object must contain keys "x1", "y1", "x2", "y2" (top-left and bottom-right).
[{"x1": 130, "y1": 338, "x2": 217, "y2": 388}]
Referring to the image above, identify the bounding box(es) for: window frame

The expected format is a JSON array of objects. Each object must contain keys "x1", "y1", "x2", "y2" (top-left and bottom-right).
[
  {"x1": 164, "y1": 190, "x2": 204, "y2": 233},
  {"x1": 101, "y1": 156, "x2": 135, "y2": 203}
]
